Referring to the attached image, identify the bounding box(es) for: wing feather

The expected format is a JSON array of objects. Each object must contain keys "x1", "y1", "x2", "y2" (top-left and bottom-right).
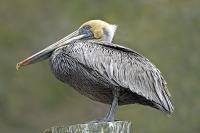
[{"x1": 71, "y1": 40, "x2": 174, "y2": 113}]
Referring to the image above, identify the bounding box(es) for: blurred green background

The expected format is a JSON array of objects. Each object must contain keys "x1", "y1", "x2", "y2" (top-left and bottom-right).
[{"x1": 1, "y1": 0, "x2": 200, "y2": 132}]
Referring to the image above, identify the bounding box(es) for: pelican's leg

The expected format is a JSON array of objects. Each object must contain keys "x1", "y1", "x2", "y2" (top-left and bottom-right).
[
  {"x1": 103, "y1": 93, "x2": 118, "y2": 122},
  {"x1": 86, "y1": 90, "x2": 119, "y2": 123}
]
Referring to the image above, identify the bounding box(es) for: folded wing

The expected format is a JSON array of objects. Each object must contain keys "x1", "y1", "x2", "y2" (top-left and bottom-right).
[{"x1": 73, "y1": 40, "x2": 174, "y2": 113}]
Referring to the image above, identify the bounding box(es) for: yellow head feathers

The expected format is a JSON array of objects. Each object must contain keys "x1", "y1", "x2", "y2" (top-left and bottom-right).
[{"x1": 80, "y1": 20, "x2": 117, "y2": 42}]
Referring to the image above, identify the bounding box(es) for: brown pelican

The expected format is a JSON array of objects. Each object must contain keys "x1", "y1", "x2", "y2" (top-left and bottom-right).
[{"x1": 16, "y1": 20, "x2": 174, "y2": 122}]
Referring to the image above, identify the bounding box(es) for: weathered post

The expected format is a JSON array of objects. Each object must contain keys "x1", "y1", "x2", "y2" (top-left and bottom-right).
[{"x1": 44, "y1": 121, "x2": 132, "y2": 133}]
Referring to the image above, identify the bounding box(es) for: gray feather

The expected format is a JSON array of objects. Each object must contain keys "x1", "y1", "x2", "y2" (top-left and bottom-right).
[{"x1": 50, "y1": 40, "x2": 174, "y2": 113}]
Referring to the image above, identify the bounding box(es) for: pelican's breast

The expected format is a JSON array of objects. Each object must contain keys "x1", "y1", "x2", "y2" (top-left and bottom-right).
[{"x1": 49, "y1": 41, "x2": 115, "y2": 104}]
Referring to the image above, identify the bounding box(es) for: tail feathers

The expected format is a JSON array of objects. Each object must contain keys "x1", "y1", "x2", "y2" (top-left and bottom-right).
[{"x1": 155, "y1": 88, "x2": 174, "y2": 114}]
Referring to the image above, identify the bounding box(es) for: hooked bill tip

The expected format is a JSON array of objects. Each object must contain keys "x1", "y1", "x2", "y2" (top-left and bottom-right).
[
  {"x1": 16, "y1": 58, "x2": 30, "y2": 70},
  {"x1": 16, "y1": 63, "x2": 21, "y2": 71}
]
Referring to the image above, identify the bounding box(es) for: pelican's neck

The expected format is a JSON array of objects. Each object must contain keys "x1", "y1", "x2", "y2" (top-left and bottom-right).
[{"x1": 103, "y1": 25, "x2": 117, "y2": 42}]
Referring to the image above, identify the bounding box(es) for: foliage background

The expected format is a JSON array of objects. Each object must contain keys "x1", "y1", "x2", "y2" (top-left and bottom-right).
[{"x1": 0, "y1": 0, "x2": 200, "y2": 132}]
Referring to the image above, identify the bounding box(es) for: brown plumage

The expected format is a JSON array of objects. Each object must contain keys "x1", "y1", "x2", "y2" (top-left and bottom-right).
[{"x1": 17, "y1": 20, "x2": 174, "y2": 122}]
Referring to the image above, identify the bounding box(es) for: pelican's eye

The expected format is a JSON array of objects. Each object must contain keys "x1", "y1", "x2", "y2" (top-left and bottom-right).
[{"x1": 79, "y1": 25, "x2": 93, "y2": 39}]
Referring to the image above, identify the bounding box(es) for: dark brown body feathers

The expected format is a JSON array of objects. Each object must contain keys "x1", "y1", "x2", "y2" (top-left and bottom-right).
[{"x1": 50, "y1": 40, "x2": 174, "y2": 114}]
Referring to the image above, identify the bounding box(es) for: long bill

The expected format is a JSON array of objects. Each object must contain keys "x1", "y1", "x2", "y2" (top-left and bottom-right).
[{"x1": 16, "y1": 30, "x2": 86, "y2": 70}]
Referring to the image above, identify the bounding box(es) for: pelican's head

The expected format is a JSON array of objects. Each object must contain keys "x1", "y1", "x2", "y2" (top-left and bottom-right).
[
  {"x1": 16, "y1": 20, "x2": 117, "y2": 70},
  {"x1": 80, "y1": 20, "x2": 117, "y2": 42}
]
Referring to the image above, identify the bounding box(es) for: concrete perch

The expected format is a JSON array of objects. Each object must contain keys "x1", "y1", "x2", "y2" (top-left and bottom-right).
[{"x1": 44, "y1": 121, "x2": 132, "y2": 133}]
